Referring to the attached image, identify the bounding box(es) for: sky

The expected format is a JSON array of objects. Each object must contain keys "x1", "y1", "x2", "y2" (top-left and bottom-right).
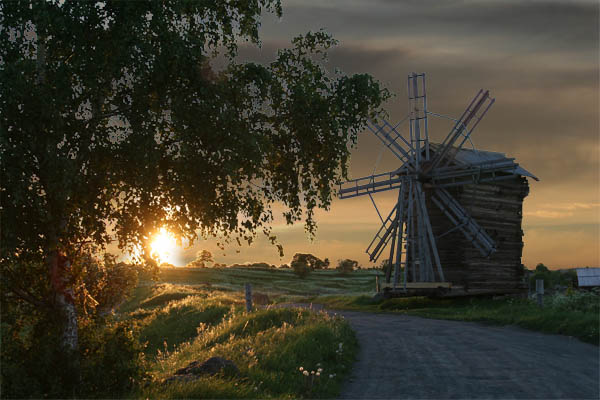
[{"x1": 168, "y1": 0, "x2": 598, "y2": 269}]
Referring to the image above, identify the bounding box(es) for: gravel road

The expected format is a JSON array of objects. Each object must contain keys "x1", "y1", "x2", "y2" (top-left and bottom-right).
[{"x1": 332, "y1": 310, "x2": 599, "y2": 399}]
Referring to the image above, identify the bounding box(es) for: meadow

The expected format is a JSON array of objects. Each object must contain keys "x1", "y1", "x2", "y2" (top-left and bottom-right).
[
  {"x1": 117, "y1": 269, "x2": 370, "y2": 399},
  {"x1": 149, "y1": 266, "x2": 599, "y2": 346},
  {"x1": 6, "y1": 266, "x2": 596, "y2": 399}
]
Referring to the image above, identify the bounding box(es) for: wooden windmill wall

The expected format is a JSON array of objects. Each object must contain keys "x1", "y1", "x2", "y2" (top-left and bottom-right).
[{"x1": 424, "y1": 176, "x2": 530, "y2": 291}]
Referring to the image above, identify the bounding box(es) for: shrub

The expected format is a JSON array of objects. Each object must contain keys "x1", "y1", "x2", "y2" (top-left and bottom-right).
[
  {"x1": 1, "y1": 313, "x2": 147, "y2": 399},
  {"x1": 546, "y1": 289, "x2": 600, "y2": 314},
  {"x1": 336, "y1": 259, "x2": 358, "y2": 274},
  {"x1": 292, "y1": 260, "x2": 311, "y2": 278},
  {"x1": 73, "y1": 253, "x2": 139, "y2": 317}
]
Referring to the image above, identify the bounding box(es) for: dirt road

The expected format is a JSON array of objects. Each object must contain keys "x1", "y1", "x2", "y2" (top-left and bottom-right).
[{"x1": 333, "y1": 310, "x2": 599, "y2": 399}]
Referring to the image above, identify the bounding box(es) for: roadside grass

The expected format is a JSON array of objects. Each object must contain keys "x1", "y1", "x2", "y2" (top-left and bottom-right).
[
  {"x1": 313, "y1": 292, "x2": 600, "y2": 345},
  {"x1": 123, "y1": 283, "x2": 357, "y2": 398}
]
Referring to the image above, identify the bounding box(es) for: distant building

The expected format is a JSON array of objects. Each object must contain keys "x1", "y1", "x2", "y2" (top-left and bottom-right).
[{"x1": 576, "y1": 267, "x2": 600, "y2": 288}]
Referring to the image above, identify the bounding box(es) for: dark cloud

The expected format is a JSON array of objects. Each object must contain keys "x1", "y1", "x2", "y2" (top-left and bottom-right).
[{"x1": 271, "y1": 0, "x2": 599, "y2": 54}]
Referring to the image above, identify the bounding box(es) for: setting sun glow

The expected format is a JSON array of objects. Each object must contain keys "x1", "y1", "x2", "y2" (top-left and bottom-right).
[{"x1": 150, "y1": 228, "x2": 178, "y2": 265}]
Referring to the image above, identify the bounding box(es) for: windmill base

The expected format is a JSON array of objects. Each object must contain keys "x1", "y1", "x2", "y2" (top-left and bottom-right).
[{"x1": 377, "y1": 282, "x2": 526, "y2": 298}]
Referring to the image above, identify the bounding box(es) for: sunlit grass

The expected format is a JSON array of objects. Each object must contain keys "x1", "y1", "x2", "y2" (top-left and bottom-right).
[{"x1": 122, "y1": 283, "x2": 357, "y2": 399}]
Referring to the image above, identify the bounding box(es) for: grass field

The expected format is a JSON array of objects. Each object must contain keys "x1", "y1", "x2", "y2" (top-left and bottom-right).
[
  {"x1": 154, "y1": 267, "x2": 379, "y2": 297},
  {"x1": 118, "y1": 276, "x2": 361, "y2": 399},
  {"x1": 139, "y1": 267, "x2": 599, "y2": 345}
]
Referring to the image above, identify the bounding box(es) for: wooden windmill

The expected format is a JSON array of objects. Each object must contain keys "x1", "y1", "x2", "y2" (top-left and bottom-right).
[{"x1": 339, "y1": 73, "x2": 538, "y2": 293}]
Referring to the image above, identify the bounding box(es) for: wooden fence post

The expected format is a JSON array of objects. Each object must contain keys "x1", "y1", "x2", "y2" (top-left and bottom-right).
[
  {"x1": 376, "y1": 275, "x2": 380, "y2": 293},
  {"x1": 536, "y1": 279, "x2": 544, "y2": 307},
  {"x1": 245, "y1": 283, "x2": 253, "y2": 312}
]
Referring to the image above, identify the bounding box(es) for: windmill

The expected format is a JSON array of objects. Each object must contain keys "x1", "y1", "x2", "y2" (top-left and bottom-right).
[{"x1": 339, "y1": 73, "x2": 531, "y2": 291}]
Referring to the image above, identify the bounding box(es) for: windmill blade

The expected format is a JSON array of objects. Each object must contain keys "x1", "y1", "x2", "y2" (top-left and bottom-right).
[
  {"x1": 367, "y1": 118, "x2": 416, "y2": 170},
  {"x1": 431, "y1": 188, "x2": 496, "y2": 257},
  {"x1": 430, "y1": 158, "x2": 521, "y2": 188},
  {"x1": 408, "y1": 72, "x2": 430, "y2": 165},
  {"x1": 429, "y1": 90, "x2": 495, "y2": 170},
  {"x1": 367, "y1": 183, "x2": 408, "y2": 262},
  {"x1": 338, "y1": 169, "x2": 408, "y2": 199},
  {"x1": 415, "y1": 182, "x2": 445, "y2": 282},
  {"x1": 366, "y1": 202, "x2": 398, "y2": 262}
]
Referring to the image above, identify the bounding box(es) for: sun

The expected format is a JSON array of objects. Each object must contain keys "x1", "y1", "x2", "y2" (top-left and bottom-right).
[{"x1": 150, "y1": 228, "x2": 177, "y2": 264}]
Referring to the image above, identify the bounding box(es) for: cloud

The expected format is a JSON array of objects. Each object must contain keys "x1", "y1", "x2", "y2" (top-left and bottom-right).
[
  {"x1": 272, "y1": 0, "x2": 599, "y2": 55},
  {"x1": 525, "y1": 202, "x2": 600, "y2": 218}
]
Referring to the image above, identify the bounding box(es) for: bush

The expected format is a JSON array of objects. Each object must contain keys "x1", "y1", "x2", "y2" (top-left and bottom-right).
[
  {"x1": 1, "y1": 313, "x2": 147, "y2": 399},
  {"x1": 336, "y1": 259, "x2": 358, "y2": 274},
  {"x1": 292, "y1": 260, "x2": 311, "y2": 278},
  {"x1": 546, "y1": 289, "x2": 600, "y2": 314},
  {"x1": 73, "y1": 253, "x2": 139, "y2": 316},
  {"x1": 528, "y1": 263, "x2": 577, "y2": 291},
  {"x1": 78, "y1": 319, "x2": 149, "y2": 397}
]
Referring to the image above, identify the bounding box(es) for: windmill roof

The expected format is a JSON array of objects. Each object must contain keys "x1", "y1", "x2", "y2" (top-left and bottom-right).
[{"x1": 429, "y1": 143, "x2": 539, "y2": 181}]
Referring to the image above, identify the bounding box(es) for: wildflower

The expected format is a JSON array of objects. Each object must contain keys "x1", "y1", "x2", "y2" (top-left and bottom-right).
[
  {"x1": 316, "y1": 372, "x2": 320, "y2": 376},
  {"x1": 254, "y1": 387, "x2": 258, "y2": 391},
  {"x1": 317, "y1": 368, "x2": 323, "y2": 373},
  {"x1": 329, "y1": 374, "x2": 334, "y2": 378},
  {"x1": 299, "y1": 367, "x2": 304, "y2": 371},
  {"x1": 311, "y1": 370, "x2": 315, "y2": 375},
  {"x1": 316, "y1": 362, "x2": 321, "y2": 367},
  {"x1": 303, "y1": 370, "x2": 309, "y2": 376}
]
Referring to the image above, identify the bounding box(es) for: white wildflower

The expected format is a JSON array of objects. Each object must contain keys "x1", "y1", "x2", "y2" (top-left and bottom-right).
[
  {"x1": 303, "y1": 370, "x2": 309, "y2": 376},
  {"x1": 316, "y1": 372, "x2": 320, "y2": 376},
  {"x1": 299, "y1": 367, "x2": 304, "y2": 371}
]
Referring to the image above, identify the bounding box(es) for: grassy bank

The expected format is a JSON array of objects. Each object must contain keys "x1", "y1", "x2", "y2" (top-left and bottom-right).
[
  {"x1": 120, "y1": 284, "x2": 357, "y2": 399},
  {"x1": 312, "y1": 292, "x2": 600, "y2": 345}
]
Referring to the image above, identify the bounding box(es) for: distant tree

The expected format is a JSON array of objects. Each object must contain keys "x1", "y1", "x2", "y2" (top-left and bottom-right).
[
  {"x1": 0, "y1": 0, "x2": 388, "y2": 388},
  {"x1": 379, "y1": 258, "x2": 391, "y2": 274},
  {"x1": 324, "y1": 258, "x2": 331, "y2": 268},
  {"x1": 159, "y1": 262, "x2": 176, "y2": 269},
  {"x1": 291, "y1": 253, "x2": 328, "y2": 270},
  {"x1": 186, "y1": 250, "x2": 214, "y2": 268},
  {"x1": 292, "y1": 260, "x2": 311, "y2": 278},
  {"x1": 535, "y1": 263, "x2": 550, "y2": 273},
  {"x1": 337, "y1": 259, "x2": 358, "y2": 274}
]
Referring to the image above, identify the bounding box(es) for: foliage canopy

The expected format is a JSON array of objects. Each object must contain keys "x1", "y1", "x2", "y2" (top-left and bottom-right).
[{"x1": 1, "y1": 0, "x2": 388, "y2": 274}]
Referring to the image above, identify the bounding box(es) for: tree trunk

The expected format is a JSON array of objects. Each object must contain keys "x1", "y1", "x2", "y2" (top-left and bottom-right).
[
  {"x1": 48, "y1": 249, "x2": 80, "y2": 395},
  {"x1": 48, "y1": 251, "x2": 78, "y2": 352}
]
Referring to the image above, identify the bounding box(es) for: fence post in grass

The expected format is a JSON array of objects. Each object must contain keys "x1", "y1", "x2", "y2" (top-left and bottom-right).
[
  {"x1": 536, "y1": 279, "x2": 544, "y2": 307},
  {"x1": 245, "y1": 283, "x2": 253, "y2": 312},
  {"x1": 376, "y1": 275, "x2": 380, "y2": 292}
]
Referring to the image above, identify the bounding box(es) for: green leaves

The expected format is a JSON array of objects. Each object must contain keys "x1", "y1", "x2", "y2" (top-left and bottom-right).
[{"x1": 1, "y1": 1, "x2": 388, "y2": 271}]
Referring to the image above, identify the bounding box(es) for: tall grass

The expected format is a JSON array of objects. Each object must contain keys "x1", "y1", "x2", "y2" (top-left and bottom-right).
[{"x1": 122, "y1": 283, "x2": 357, "y2": 398}]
